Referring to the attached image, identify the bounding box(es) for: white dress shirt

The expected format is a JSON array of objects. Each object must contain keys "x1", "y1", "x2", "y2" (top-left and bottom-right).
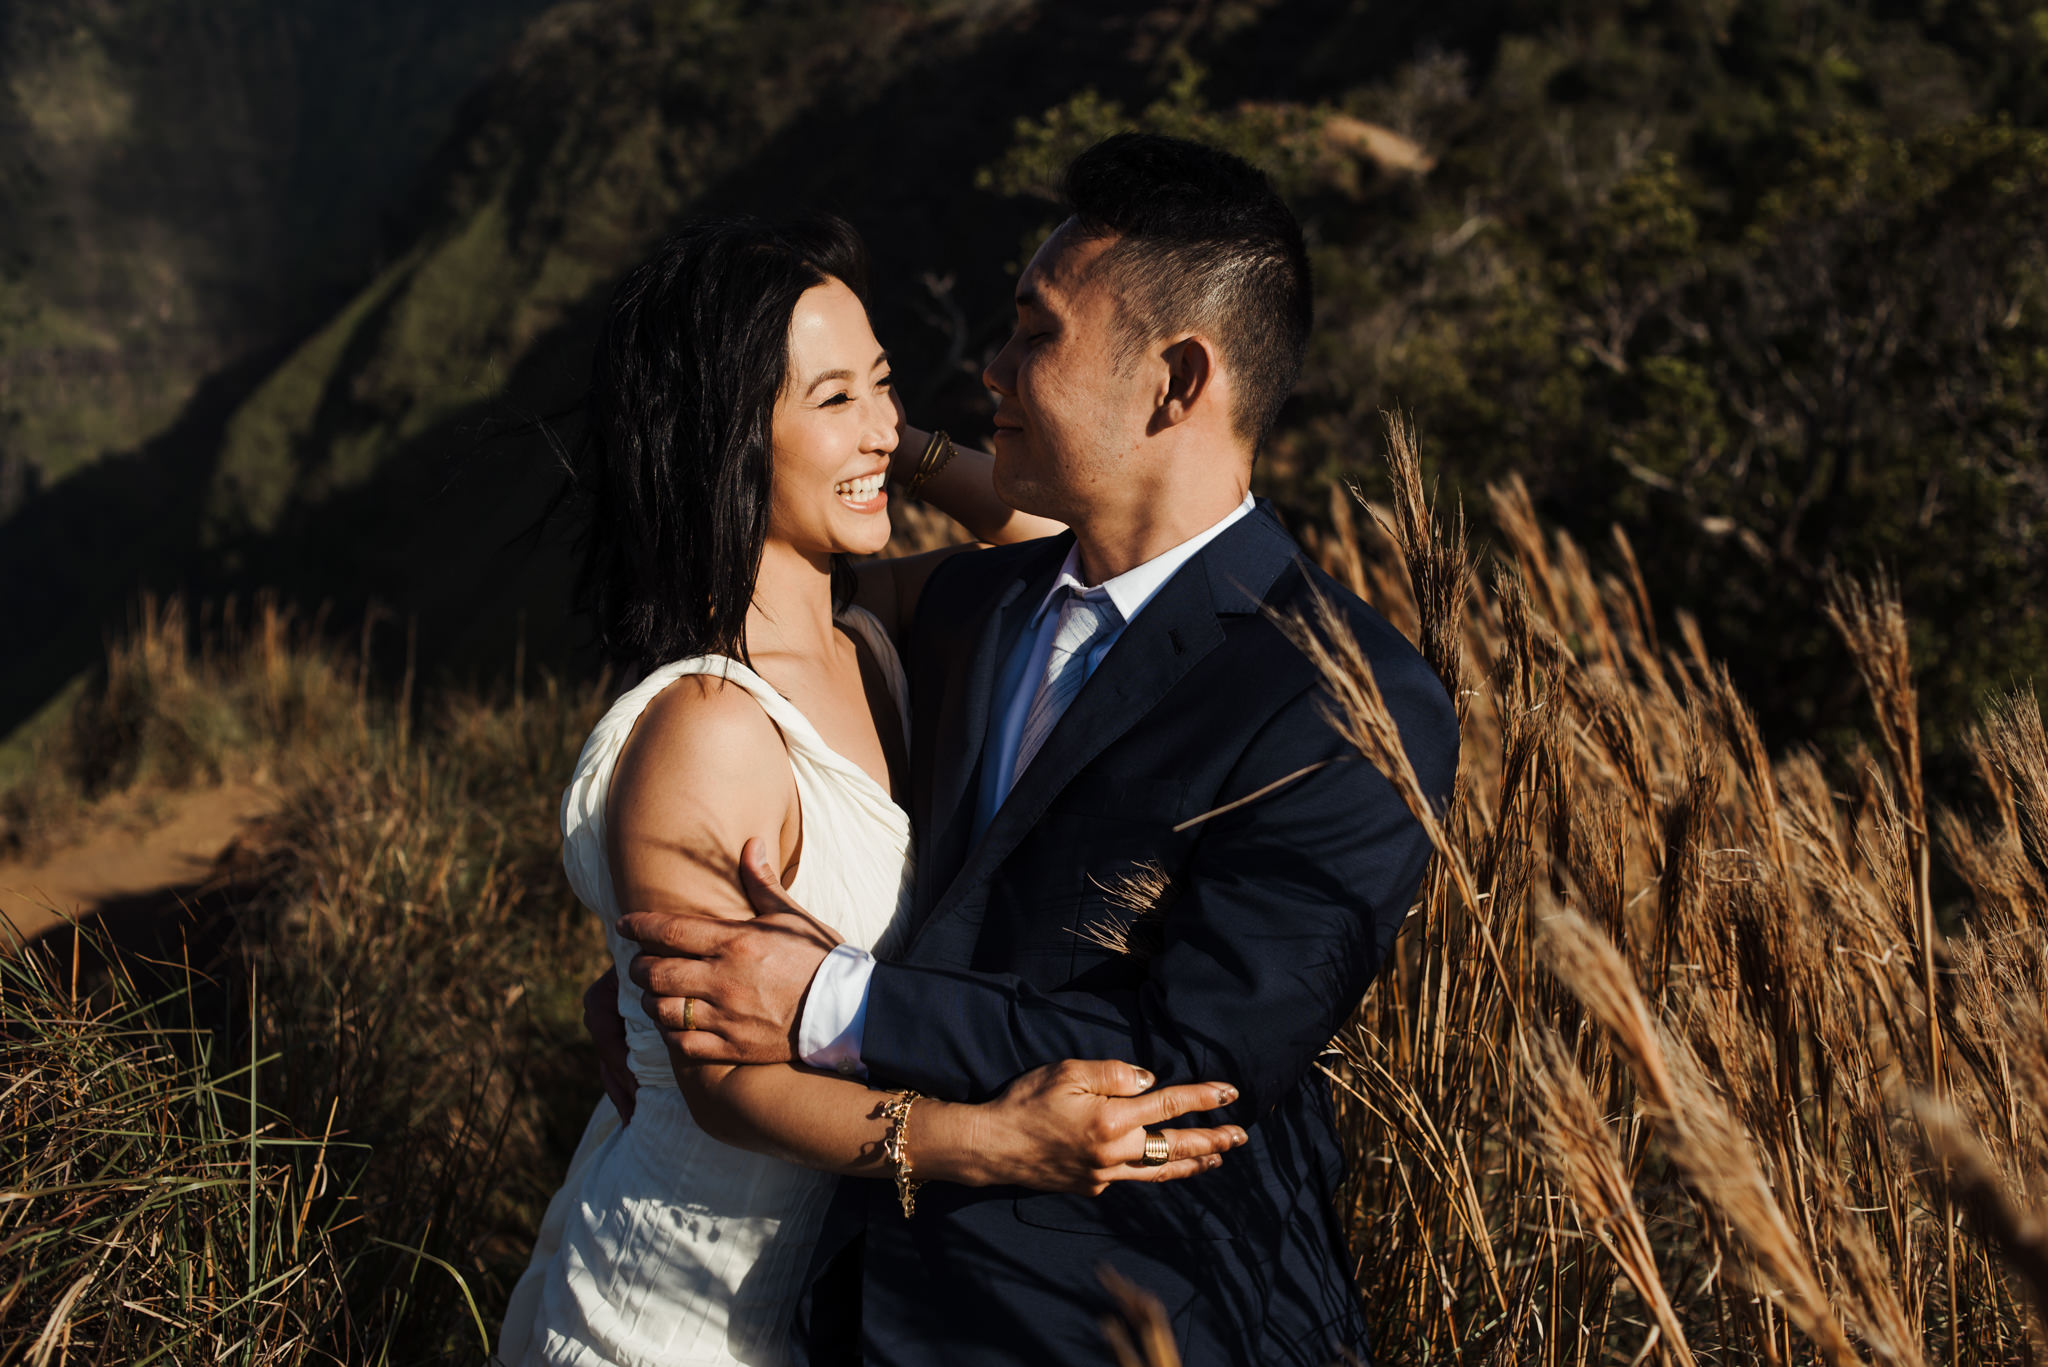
[{"x1": 797, "y1": 493, "x2": 1257, "y2": 1077}]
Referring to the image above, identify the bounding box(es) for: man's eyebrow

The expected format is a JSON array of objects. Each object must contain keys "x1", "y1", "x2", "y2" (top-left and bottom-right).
[
  {"x1": 871, "y1": 349, "x2": 890, "y2": 369},
  {"x1": 1014, "y1": 286, "x2": 1041, "y2": 310}
]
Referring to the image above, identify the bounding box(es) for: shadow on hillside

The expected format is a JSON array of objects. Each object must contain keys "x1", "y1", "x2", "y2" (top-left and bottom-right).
[
  {"x1": 18, "y1": 864, "x2": 257, "y2": 1032},
  {"x1": 0, "y1": 316, "x2": 596, "y2": 741},
  {"x1": 0, "y1": 0, "x2": 1522, "y2": 742}
]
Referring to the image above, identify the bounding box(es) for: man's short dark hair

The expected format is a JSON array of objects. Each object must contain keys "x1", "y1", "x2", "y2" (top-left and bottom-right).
[{"x1": 1061, "y1": 132, "x2": 1312, "y2": 450}]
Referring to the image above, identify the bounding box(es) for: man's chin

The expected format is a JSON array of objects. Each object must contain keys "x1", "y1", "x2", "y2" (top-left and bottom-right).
[{"x1": 991, "y1": 457, "x2": 1057, "y2": 523}]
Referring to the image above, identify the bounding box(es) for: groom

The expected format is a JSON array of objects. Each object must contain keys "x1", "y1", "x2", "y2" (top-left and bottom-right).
[{"x1": 618, "y1": 133, "x2": 1458, "y2": 1364}]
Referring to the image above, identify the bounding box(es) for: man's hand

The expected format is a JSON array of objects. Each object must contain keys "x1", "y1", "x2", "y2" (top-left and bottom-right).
[
  {"x1": 583, "y1": 966, "x2": 638, "y2": 1123},
  {"x1": 619, "y1": 838, "x2": 844, "y2": 1065}
]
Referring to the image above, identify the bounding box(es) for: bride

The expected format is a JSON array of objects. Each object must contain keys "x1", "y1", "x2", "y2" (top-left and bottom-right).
[{"x1": 497, "y1": 217, "x2": 1244, "y2": 1367}]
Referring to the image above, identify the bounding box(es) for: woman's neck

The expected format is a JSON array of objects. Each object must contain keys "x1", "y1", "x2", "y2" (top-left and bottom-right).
[{"x1": 745, "y1": 537, "x2": 841, "y2": 664}]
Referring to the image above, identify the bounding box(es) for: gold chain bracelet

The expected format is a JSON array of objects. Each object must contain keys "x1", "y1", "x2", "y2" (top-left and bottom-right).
[
  {"x1": 905, "y1": 429, "x2": 956, "y2": 501},
  {"x1": 880, "y1": 1089, "x2": 925, "y2": 1218}
]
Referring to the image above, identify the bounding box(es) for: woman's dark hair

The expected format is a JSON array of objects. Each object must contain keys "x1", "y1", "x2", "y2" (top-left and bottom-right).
[{"x1": 568, "y1": 215, "x2": 870, "y2": 672}]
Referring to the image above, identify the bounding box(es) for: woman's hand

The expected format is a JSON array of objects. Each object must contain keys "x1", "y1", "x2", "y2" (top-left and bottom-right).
[
  {"x1": 926, "y1": 1059, "x2": 1247, "y2": 1195},
  {"x1": 584, "y1": 966, "x2": 639, "y2": 1123}
]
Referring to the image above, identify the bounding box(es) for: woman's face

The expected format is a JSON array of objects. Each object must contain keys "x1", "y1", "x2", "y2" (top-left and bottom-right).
[{"x1": 767, "y1": 277, "x2": 896, "y2": 560}]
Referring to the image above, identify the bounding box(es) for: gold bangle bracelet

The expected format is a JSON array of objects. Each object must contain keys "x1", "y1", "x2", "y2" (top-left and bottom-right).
[
  {"x1": 906, "y1": 429, "x2": 956, "y2": 501},
  {"x1": 880, "y1": 1089, "x2": 925, "y2": 1217}
]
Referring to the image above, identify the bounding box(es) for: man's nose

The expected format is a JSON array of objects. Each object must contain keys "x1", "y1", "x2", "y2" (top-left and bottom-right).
[{"x1": 983, "y1": 337, "x2": 1018, "y2": 397}]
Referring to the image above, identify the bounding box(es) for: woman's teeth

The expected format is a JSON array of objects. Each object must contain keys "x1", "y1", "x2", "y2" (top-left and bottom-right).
[{"x1": 834, "y1": 473, "x2": 886, "y2": 505}]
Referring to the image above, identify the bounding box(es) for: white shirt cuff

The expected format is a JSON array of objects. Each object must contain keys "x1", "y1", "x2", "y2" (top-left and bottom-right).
[{"x1": 797, "y1": 942, "x2": 875, "y2": 1079}]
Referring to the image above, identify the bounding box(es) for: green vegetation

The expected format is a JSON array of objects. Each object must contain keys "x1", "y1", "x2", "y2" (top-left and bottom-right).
[
  {"x1": 0, "y1": 0, "x2": 555, "y2": 499},
  {"x1": 981, "y1": 11, "x2": 2048, "y2": 771},
  {"x1": 8, "y1": 0, "x2": 2045, "y2": 806}
]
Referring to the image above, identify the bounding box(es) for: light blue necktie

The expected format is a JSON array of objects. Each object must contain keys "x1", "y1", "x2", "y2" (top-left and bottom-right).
[{"x1": 1012, "y1": 588, "x2": 1121, "y2": 781}]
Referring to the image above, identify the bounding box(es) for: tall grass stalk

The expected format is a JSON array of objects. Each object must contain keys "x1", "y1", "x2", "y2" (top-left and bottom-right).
[{"x1": 1297, "y1": 413, "x2": 2048, "y2": 1364}]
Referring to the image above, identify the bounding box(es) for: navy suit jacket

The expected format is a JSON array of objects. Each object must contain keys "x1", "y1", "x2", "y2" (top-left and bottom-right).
[{"x1": 794, "y1": 503, "x2": 1459, "y2": 1366}]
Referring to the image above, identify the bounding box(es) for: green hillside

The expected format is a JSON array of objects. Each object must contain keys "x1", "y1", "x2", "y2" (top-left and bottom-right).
[
  {"x1": 4, "y1": 0, "x2": 2045, "y2": 788},
  {"x1": 0, "y1": 0, "x2": 555, "y2": 499}
]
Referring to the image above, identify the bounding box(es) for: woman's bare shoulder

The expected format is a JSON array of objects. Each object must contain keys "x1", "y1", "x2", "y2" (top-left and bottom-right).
[{"x1": 610, "y1": 673, "x2": 792, "y2": 826}]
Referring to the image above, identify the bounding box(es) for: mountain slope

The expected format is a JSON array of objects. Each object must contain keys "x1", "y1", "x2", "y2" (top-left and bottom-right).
[
  {"x1": 5, "y1": 0, "x2": 2043, "y2": 782},
  {"x1": 2, "y1": 0, "x2": 1325, "y2": 737},
  {"x1": 0, "y1": 0, "x2": 554, "y2": 505}
]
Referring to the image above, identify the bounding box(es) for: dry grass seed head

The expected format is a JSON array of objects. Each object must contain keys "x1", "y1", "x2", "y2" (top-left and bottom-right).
[
  {"x1": 1521, "y1": 1024, "x2": 1701, "y2": 1367},
  {"x1": 1974, "y1": 690, "x2": 2048, "y2": 892},
  {"x1": 1372, "y1": 409, "x2": 1472, "y2": 706},
  {"x1": 1913, "y1": 1095, "x2": 2048, "y2": 1329},
  {"x1": 1810, "y1": 1161, "x2": 1929, "y2": 1367},
  {"x1": 1076, "y1": 861, "x2": 1177, "y2": 961},
  {"x1": 1540, "y1": 909, "x2": 1863, "y2": 1365},
  {"x1": 1825, "y1": 572, "x2": 1925, "y2": 825}
]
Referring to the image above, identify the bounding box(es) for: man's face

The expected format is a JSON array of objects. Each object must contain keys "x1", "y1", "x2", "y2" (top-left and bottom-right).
[{"x1": 983, "y1": 224, "x2": 1156, "y2": 523}]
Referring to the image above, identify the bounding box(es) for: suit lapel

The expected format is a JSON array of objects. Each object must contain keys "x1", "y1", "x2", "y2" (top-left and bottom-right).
[
  {"x1": 916, "y1": 539, "x2": 1067, "y2": 921},
  {"x1": 908, "y1": 504, "x2": 1303, "y2": 956}
]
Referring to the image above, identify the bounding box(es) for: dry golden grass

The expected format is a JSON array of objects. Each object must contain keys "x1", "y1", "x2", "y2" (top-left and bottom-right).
[
  {"x1": 0, "y1": 593, "x2": 369, "y2": 861},
  {"x1": 1, "y1": 611, "x2": 609, "y2": 1363},
  {"x1": 1296, "y1": 413, "x2": 2048, "y2": 1364},
  {"x1": 6, "y1": 420, "x2": 2046, "y2": 1363}
]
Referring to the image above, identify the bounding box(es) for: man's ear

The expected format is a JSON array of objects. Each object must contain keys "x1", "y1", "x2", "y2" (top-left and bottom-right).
[{"x1": 1150, "y1": 335, "x2": 1216, "y2": 435}]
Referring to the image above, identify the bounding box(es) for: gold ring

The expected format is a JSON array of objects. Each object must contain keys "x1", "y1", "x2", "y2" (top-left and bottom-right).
[
  {"x1": 1139, "y1": 1133, "x2": 1171, "y2": 1166},
  {"x1": 681, "y1": 997, "x2": 695, "y2": 1033}
]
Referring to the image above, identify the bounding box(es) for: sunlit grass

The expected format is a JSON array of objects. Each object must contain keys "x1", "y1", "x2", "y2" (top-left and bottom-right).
[
  {"x1": 6, "y1": 423, "x2": 2047, "y2": 1362},
  {"x1": 1, "y1": 612, "x2": 607, "y2": 1363}
]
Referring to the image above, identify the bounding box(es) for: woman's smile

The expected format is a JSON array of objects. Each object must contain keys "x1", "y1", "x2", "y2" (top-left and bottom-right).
[{"x1": 833, "y1": 468, "x2": 889, "y2": 513}]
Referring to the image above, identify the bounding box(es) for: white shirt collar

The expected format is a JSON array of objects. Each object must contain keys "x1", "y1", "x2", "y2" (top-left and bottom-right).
[{"x1": 1031, "y1": 492, "x2": 1258, "y2": 628}]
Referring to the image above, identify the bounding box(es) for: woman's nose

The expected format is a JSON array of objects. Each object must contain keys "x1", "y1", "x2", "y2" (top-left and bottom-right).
[{"x1": 863, "y1": 395, "x2": 897, "y2": 451}]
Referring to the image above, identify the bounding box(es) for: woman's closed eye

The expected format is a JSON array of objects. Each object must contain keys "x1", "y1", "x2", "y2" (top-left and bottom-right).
[{"x1": 818, "y1": 373, "x2": 891, "y2": 408}]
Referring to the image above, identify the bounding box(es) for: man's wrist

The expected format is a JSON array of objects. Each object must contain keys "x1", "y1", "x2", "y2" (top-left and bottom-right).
[{"x1": 796, "y1": 942, "x2": 875, "y2": 1077}]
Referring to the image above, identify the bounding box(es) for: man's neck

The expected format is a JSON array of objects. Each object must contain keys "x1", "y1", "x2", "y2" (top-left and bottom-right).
[{"x1": 1068, "y1": 482, "x2": 1249, "y2": 584}]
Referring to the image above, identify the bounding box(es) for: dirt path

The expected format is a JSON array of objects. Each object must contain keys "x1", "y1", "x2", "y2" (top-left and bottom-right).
[{"x1": 0, "y1": 782, "x2": 280, "y2": 947}]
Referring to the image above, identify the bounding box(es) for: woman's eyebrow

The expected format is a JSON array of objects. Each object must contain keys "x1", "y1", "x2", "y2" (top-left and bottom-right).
[{"x1": 805, "y1": 352, "x2": 890, "y2": 394}]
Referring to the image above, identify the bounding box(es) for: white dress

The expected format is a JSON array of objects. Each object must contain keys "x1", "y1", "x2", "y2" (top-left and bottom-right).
[{"x1": 498, "y1": 608, "x2": 915, "y2": 1367}]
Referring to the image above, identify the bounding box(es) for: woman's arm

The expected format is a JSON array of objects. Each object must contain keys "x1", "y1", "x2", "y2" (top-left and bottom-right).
[
  {"x1": 853, "y1": 411, "x2": 1065, "y2": 645},
  {"x1": 693, "y1": 1053, "x2": 1243, "y2": 1192},
  {"x1": 604, "y1": 677, "x2": 1244, "y2": 1192},
  {"x1": 889, "y1": 420, "x2": 1064, "y2": 547}
]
